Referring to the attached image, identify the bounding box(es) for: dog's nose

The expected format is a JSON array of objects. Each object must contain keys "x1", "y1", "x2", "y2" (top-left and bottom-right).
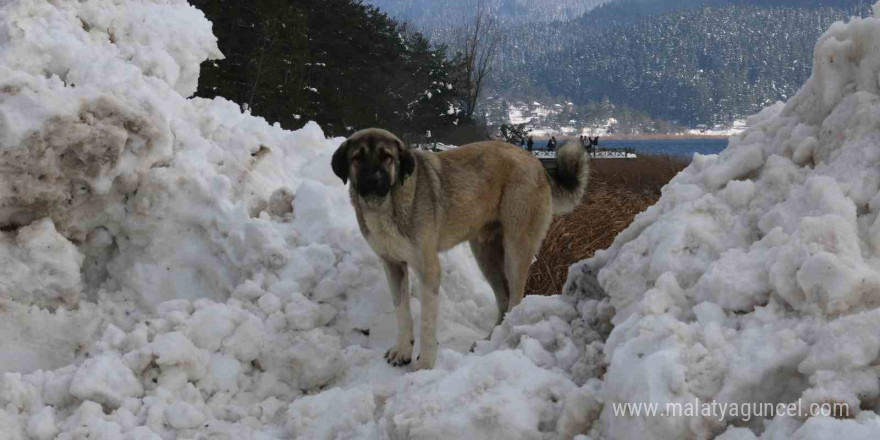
[{"x1": 366, "y1": 172, "x2": 382, "y2": 187}]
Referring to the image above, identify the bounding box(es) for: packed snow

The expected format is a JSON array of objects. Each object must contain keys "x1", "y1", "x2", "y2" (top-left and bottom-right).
[
  {"x1": 563, "y1": 2, "x2": 880, "y2": 438},
  {"x1": 0, "y1": 1, "x2": 592, "y2": 438},
  {"x1": 3, "y1": 0, "x2": 880, "y2": 439}
]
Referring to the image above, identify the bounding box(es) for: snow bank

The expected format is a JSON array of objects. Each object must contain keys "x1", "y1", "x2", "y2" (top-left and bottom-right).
[
  {"x1": 561, "y1": 2, "x2": 880, "y2": 438},
  {"x1": 5, "y1": 0, "x2": 880, "y2": 438},
  {"x1": 0, "y1": 0, "x2": 587, "y2": 438}
]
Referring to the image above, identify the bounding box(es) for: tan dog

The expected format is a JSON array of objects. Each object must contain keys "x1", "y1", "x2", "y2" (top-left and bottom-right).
[{"x1": 332, "y1": 129, "x2": 589, "y2": 369}]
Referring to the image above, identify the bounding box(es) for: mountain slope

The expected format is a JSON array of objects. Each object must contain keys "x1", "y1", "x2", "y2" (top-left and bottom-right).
[
  {"x1": 371, "y1": 0, "x2": 874, "y2": 127},
  {"x1": 367, "y1": 0, "x2": 606, "y2": 27},
  {"x1": 496, "y1": 2, "x2": 873, "y2": 125},
  {"x1": 583, "y1": 0, "x2": 868, "y2": 24}
]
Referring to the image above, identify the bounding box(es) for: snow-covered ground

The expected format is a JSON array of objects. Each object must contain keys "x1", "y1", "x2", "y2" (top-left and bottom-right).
[
  {"x1": 687, "y1": 119, "x2": 749, "y2": 137},
  {"x1": 2, "y1": 0, "x2": 880, "y2": 439},
  {"x1": 506, "y1": 100, "x2": 747, "y2": 138},
  {"x1": 505, "y1": 100, "x2": 618, "y2": 138},
  {"x1": 567, "y1": 2, "x2": 880, "y2": 438},
  {"x1": 0, "y1": 1, "x2": 589, "y2": 439}
]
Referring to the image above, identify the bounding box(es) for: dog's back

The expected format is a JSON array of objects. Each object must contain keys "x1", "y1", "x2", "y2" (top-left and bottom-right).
[
  {"x1": 434, "y1": 141, "x2": 547, "y2": 187},
  {"x1": 415, "y1": 141, "x2": 546, "y2": 251},
  {"x1": 432, "y1": 139, "x2": 589, "y2": 216}
]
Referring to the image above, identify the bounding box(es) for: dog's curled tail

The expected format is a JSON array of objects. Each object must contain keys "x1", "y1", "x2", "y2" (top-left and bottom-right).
[{"x1": 548, "y1": 140, "x2": 590, "y2": 215}]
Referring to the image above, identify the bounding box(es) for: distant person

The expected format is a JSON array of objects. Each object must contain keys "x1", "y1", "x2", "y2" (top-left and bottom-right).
[
  {"x1": 548, "y1": 136, "x2": 557, "y2": 151},
  {"x1": 527, "y1": 136, "x2": 534, "y2": 152},
  {"x1": 590, "y1": 136, "x2": 599, "y2": 153}
]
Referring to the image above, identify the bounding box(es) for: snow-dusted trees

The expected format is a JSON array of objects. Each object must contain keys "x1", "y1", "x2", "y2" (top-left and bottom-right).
[
  {"x1": 454, "y1": 2, "x2": 503, "y2": 121},
  {"x1": 192, "y1": 0, "x2": 464, "y2": 137},
  {"x1": 501, "y1": 2, "x2": 871, "y2": 126}
]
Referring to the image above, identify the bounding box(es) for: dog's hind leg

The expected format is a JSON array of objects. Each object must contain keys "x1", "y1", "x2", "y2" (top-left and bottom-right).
[
  {"x1": 469, "y1": 231, "x2": 510, "y2": 326},
  {"x1": 502, "y1": 236, "x2": 533, "y2": 313},
  {"x1": 381, "y1": 259, "x2": 414, "y2": 367},
  {"x1": 501, "y1": 192, "x2": 553, "y2": 312}
]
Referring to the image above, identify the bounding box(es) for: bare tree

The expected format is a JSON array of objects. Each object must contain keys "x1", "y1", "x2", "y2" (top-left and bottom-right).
[{"x1": 456, "y1": 1, "x2": 503, "y2": 121}]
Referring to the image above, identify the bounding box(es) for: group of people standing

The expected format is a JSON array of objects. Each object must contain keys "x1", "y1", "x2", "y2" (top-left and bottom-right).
[
  {"x1": 523, "y1": 135, "x2": 557, "y2": 152},
  {"x1": 580, "y1": 135, "x2": 599, "y2": 153}
]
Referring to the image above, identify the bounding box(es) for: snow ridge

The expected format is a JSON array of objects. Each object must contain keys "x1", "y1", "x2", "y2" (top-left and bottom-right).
[
  {"x1": 3, "y1": 0, "x2": 880, "y2": 439},
  {"x1": 0, "y1": 1, "x2": 591, "y2": 439},
  {"x1": 564, "y1": 1, "x2": 880, "y2": 438}
]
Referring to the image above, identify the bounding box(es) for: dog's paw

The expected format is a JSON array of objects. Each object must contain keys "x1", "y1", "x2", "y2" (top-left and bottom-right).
[
  {"x1": 413, "y1": 351, "x2": 436, "y2": 370},
  {"x1": 384, "y1": 345, "x2": 412, "y2": 367}
]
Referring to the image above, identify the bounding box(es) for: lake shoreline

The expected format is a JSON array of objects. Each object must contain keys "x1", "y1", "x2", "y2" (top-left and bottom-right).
[
  {"x1": 531, "y1": 137, "x2": 730, "y2": 158},
  {"x1": 603, "y1": 133, "x2": 734, "y2": 140}
]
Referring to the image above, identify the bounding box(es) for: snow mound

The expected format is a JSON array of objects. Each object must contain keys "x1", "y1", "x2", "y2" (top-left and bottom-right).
[
  {"x1": 0, "y1": 0, "x2": 590, "y2": 439},
  {"x1": 562, "y1": 2, "x2": 880, "y2": 438},
  {"x1": 5, "y1": 0, "x2": 880, "y2": 438}
]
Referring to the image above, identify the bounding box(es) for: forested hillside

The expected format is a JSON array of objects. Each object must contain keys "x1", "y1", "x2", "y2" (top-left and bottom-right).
[
  {"x1": 370, "y1": 0, "x2": 874, "y2": 128},
  {"x1": 367, "y1": 0, "x2": 606, "y2": 28},
  {"x1": 583, "y1": 0, "x2": 867, "y2": 24},
  {"x1": 495, "y1": 2, "x2": 874, "y2": 125},
  {"x1": 191, "y1": 0, "x2": 876, "y2": 134}
]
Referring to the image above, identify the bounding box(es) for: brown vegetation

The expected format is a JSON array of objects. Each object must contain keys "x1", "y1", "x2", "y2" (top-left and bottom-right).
[{"x1": 525, "y1": 154, "x2": 689, "y2": 295}]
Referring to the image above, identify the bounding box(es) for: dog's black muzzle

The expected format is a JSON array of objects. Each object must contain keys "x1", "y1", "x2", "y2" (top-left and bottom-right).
[{"x1": 357, "y1": 169, "x2": 391, "y2": 199}]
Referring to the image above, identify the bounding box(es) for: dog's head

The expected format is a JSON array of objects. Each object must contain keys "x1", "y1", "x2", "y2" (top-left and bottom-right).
[{"x1": 331, "y1": 128, "x2": 415, "y2": 200}]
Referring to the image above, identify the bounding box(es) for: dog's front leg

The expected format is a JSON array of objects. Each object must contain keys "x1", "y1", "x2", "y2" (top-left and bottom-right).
[
  {"x1": 382, "y1": 259, "x2": 414, "y2": 366},
  {"x1": 414, "y1": 252, "x2": 441, "y2": 370}
]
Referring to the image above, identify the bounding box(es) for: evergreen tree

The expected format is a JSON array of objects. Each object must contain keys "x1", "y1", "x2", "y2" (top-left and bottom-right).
[{"x1": 193, "y1": 0, "x2": 465, "y2": 137}]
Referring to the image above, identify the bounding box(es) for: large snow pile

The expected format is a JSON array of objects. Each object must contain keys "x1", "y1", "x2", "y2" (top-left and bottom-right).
[
  {"x1": 561, "y1": 2, "x2": 880, "y2": 438},
  {"x1": 6, "y1": 0, "x2": 880, "y2": 439},
  {"x1": 0, "y1": 0, "x2": 596, "y2": 439}
]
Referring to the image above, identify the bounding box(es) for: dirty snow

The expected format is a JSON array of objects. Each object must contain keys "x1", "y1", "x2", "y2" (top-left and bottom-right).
[{"x1": 0, "y1": 0, "x2": 592, "y2": 439}]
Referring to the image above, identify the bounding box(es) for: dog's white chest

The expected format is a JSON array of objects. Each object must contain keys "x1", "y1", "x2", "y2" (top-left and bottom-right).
[{"x1": 361, "y1": 210, "x2": 413, "y2": 262}]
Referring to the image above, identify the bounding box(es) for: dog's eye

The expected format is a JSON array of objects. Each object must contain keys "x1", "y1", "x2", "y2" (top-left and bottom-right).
[
  {"x1": 379, "y1": 150, "x2": 392, "y2": 161},
  {"x1": 351, "y1": 152, "x2": 362, "y2": 163}
]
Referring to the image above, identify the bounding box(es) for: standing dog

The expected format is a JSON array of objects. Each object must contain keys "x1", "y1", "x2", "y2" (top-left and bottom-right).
[{"x1": 332, "y1": 129, "x2": 589, "y2": 369}]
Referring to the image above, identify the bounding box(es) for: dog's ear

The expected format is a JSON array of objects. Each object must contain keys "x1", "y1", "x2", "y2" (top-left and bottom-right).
[
  {"x1": 332, "y1": 140, "x2": 351, "y2": 184},
  {"x1": 396, "y1": 139, "x2": 415, "y2": 182}
]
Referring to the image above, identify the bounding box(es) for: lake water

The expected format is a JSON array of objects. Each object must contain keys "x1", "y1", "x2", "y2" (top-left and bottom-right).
[{"x1": 536, "y1": 138, "x2": 729, "y2": 158}]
